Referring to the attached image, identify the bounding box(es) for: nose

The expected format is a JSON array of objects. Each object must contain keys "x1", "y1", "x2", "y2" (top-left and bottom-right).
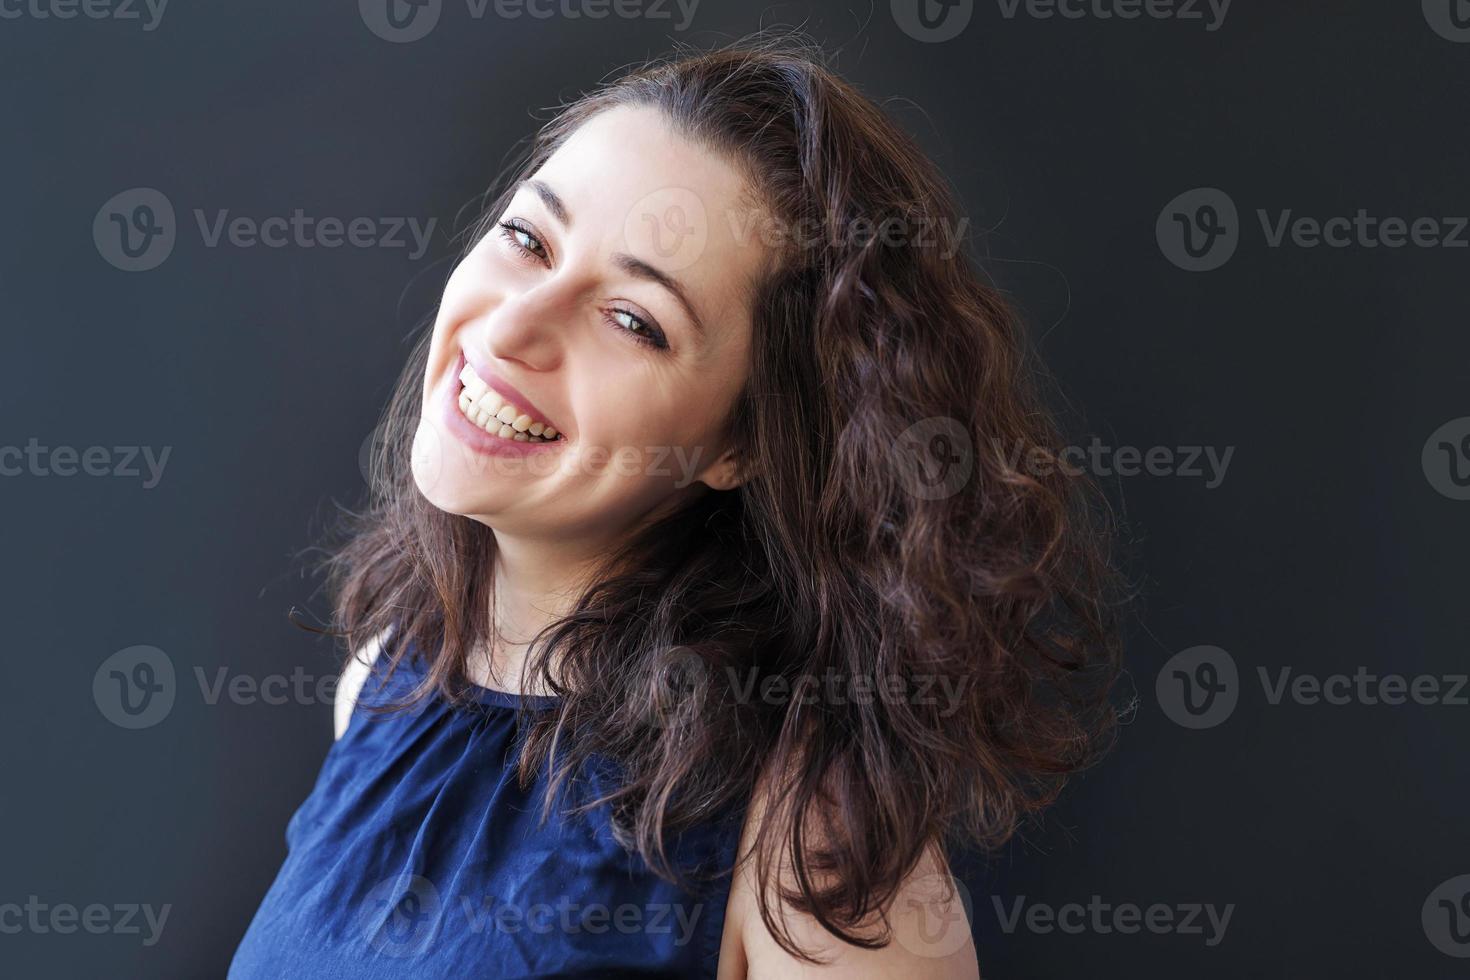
[{"x1": 474, "y1": 278, "x2": 572, "y2": 370}]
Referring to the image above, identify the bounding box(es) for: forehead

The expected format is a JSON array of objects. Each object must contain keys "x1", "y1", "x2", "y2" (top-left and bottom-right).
[{"x1": 528, "y1": 104, "x2": 772, "y2": 333}]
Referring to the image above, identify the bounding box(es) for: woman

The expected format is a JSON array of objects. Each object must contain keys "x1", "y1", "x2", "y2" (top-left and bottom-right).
[{"x1": 231, "y1": 35, "x2": 1123, "y2": 979}]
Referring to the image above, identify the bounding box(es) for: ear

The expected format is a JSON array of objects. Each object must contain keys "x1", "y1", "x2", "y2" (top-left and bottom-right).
[{"x1": 696, "y1": 444, "x2": 747, "y2": 492}]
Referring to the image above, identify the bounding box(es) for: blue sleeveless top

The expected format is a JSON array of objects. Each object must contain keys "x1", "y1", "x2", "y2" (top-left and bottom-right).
[{"x1": 229, "y1": 636, "x2": 747, "y2": 979}]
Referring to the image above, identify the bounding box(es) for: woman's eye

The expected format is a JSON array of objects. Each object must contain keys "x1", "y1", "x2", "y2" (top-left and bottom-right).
[
  {"x1": 497, "y1": 220, "x2": 547, "y2": 261},
  {"x1": 607, "y1": 308, "x2": 669, "y2": 351}
]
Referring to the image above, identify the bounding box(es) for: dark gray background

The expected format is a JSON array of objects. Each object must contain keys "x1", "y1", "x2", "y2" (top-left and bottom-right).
[{"x1": 3, "y1": 1, "x2": 1467, "y2": 976}]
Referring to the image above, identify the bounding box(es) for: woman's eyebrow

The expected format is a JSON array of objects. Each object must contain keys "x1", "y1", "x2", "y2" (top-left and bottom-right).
[
  {"x1": 523, "y1": 177, "x2": 570, "y2": 227},
  {"x1": 518, "y1": 177, "x2": 709, "y2": 341},
  {"x1": 609, "y1": 253, "x2": 708, "y2": 340}
]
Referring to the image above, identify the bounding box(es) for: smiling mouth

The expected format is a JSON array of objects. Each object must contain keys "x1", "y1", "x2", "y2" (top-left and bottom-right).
[{"x1": 455, "y1": 361, "x2": 564, "y2": 444}]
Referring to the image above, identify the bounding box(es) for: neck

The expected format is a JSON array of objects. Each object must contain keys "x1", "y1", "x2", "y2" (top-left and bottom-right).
[
  {"x1": 466, "y1": 490, "x2": 700, "y2": 695},
  {"x1": 465, "y1": 530, "x2": 607, "y2": 696}
]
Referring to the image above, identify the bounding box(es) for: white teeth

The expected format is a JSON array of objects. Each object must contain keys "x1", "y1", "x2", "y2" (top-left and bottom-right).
[
  {"x1": 459, "y1": 364, "x2": 487, "y2": 399},
  {"x1": 455, "y1": 357, "x2": 562, "y2": 443}
]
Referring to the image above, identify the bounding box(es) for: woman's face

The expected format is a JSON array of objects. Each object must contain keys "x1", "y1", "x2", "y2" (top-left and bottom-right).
[{"x1": 413, "y1": 104, "x2": 770, "y2": 545}]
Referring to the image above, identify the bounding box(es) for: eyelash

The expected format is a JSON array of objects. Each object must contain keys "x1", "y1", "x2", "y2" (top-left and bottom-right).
[{"x1": 495, "y1": 219, "x2": 670, "y2": 352}]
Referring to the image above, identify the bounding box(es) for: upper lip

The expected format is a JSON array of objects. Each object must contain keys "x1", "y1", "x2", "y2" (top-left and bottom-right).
[{"x1": 460, "y1": 351, "x2": 564, "y2": 435}]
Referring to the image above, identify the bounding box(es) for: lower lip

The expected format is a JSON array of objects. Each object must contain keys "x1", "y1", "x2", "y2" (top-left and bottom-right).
[{"x1": 439, "y1": 354, "x2": 568, "y2": 458}]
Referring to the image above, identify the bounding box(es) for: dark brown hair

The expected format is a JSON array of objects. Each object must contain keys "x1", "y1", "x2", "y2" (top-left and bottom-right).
[{"x1": 320, "y1": 32, "x2": 1125, "y2": 963}]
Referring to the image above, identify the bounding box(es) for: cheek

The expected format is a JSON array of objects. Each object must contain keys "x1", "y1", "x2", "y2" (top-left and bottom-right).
[
  {"x1": 427, "y1": 253, "x2": 502, "y2": 358},
  {"x1": 576, "y1": 372, "x2": 692, "y2": 453},
  {"x1": 561, "y1": 388, "x2": 697, "y2": 493}
]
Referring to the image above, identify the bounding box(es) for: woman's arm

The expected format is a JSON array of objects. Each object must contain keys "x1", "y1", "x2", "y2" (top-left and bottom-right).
[
  {"x1": 719, "y1": 775, "x2": 981, "y2": 979},
  {"x1": 332, "y1": 627, "x2": 391, "y2": 741}
]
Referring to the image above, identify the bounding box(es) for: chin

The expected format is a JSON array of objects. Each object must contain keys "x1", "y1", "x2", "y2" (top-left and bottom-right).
[
  {"x1": 411, "y1": 472, "x2": 472, "y2": 517},
  {"x1": 410, "y1": 460, "x2": 506, "y2": 522},
  {"x1": 408, "y1": 417, "x2": 479, "y2": 517}
]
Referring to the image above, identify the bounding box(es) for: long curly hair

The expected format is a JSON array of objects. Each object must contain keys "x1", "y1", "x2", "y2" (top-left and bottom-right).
[{"x1": 319, "y1": 33, "x2": 1126, "y2": 963}]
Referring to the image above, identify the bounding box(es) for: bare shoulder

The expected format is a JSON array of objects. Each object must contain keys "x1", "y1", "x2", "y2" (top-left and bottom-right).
[
  {"x1": 717, "y1": 769, "x2": 980, "y2": 980},
  {"x1": 332, "y1": 626, "x2": 393, "y2": 741}
]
